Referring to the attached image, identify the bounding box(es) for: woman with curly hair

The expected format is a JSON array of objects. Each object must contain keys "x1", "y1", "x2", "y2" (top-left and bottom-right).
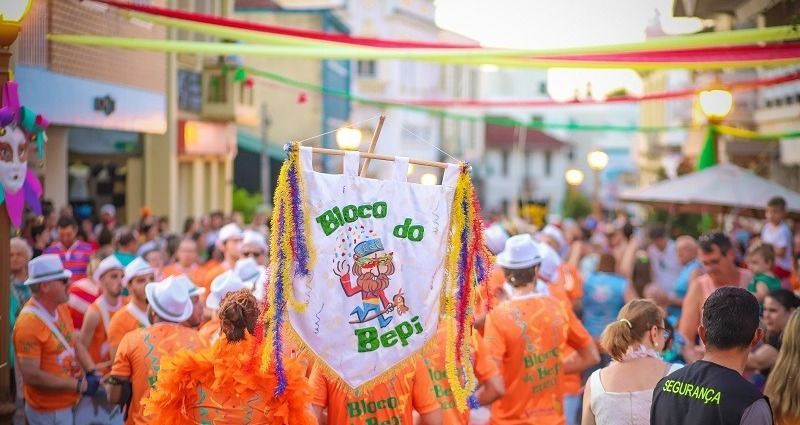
[{"x1": 142, "y1": 289, "x2": 314, "y2": 424}]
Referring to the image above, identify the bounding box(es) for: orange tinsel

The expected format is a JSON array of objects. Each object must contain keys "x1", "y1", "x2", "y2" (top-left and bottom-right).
[{"x1": 142, "y1": 334, "x2": 315, "y2": 424}]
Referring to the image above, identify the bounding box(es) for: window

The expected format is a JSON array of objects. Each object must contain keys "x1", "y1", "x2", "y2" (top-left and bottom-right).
[
  {"x1": 357, "y1": 60, "x2": 377, "y2": 78},
  {"x1": 538, "y1": 81, "x2": 547, "y2": 95},
  {"x1": 568, "y1": 149, "x2": 575, "y2": 161},
  {"x1": 524, "y1": 151, "x2": 531, "y2": 176},
  {"x1": 544, "y1": 150, "x2": 552, "y2": 177},
  {"x1": 501, "y1": 150, "x2": 510, "y2": 177}
]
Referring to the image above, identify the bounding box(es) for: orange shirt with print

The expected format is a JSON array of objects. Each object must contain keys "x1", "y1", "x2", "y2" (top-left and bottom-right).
[
  {"x1": 541, "y1": 282, "x2": 583, "y2": 397},
  {"x1": 84, "y1": 301, "x2": 122, "y2": 373},
  {"x1": 475, "y1": 266, "x2": 506, "y2": 326},
  {"x1": 13, "y1": 301, "x2": 80, "y2": 411},
  {"x1": 107, "y1": 307, "x2": 147, "y2": 355},
  {"x1": 484, "y1": 293, "x2": 593, "y2": 425},
  {"x1": 311, "y1": 358, "x2": 439, "y2": 425},
  {"x1": 199, "y1": 262, "x2": 230, "y2": 293},
  {"x1": 423, "y1": 325, "x2": 499, "y2": 425},
  {"x1": 111, "y1": 323, "x2": 206, "y2": 425}
]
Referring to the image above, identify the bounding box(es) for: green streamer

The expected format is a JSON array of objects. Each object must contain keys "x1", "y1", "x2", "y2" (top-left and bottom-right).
[
  {"x1": 246, "y1": 67, "x2": 688, "y2": 133},
  {"x1": 697, "y1": 126, "x2": 717, "y2": 170}
]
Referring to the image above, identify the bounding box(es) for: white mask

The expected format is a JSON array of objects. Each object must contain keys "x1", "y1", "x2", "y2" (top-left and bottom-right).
[{"x1": 0, "y1": 124, "x2": 29, "y2": 194}]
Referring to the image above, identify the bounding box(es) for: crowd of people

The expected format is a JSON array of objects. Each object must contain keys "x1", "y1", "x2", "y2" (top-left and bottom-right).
[{"x1": 5, "y1": 195, "x2": 800, "y2": 424}]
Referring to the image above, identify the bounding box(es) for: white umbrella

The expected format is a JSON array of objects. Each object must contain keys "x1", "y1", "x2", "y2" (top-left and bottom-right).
[{"x1": 620, "y1": 163, "x2": 800, "y2": 216}]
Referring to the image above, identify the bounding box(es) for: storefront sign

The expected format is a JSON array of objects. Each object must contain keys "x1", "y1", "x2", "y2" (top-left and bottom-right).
[{"x1": 178, "y1": 120, "x2": 236, "y2": 156}]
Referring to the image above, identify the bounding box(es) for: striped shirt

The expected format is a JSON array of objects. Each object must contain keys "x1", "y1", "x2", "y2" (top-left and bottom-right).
[
  {"x1": 43, "y1": 240, "x2": 94, "y2": 282},
  {"x1": 67, "y1": 277, "x2": 101, "y2": 330}
]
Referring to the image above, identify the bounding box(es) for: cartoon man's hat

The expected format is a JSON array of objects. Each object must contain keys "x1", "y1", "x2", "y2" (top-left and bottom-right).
[{"x1": 354, "y1": 238, "x2": 384, "y2": 258}]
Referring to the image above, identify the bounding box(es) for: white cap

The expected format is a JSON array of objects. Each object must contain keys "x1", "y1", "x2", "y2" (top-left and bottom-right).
[
  {"x1": 217, "y1": 223, "x2": 244, "y2": 248},
  {"x1": 540, "y1": 224, "x2": 567, "y2": 254},
  {"x1": 206, "y1": 270, "x2": 247, "y2": 310},
  {"x1": 145, "y1": 276, "x2": 194, "y2": 323},
  {"x1": 137, "y1": 240, "x2": 160, "y2": 258},
  {"x1": 25, "y1": 254, "x2": 72, "y2": 285},
  {"x1": 484, "y1": 225, "x2": 510, "y2": 255},
  {"x1": 534, "y1": 241, "x2": 562, "y2": 282},
  {"x1": 175, "y1": 274, "x2": 206, "y2": 298},
  {"x1": 100, "y1": 204, "x2": 116, "y2": 217},
  {"x1": 92, "y1": 255, "x2": 124, "y2": 283},
  {"x1": 242, "y1": 229, "x2": 268, "y2": 253},
  {"x1": 123, "y1": 257, "x2": 155, "y2": 287},
  {"x1": 496, "y1": 234, "x2": 542, "y2": 270}
]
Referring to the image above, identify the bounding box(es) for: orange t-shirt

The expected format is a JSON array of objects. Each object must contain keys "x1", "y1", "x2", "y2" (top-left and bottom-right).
[
  {"x1": 198, "y1": 317, "x2": 221, "y2": 346},
  {"x1": 84, "y1": 299, "x2": 123, "y2": 372},
  {"x1": 199, "y1": 262, "x2": 230, "y2": 293},
  {"x1": 483, "y1": 293, "x2": 593, "y2": 425},
  {"x1": 110, "y1": 323, "x2": 206, "y2": 425},
  {"x1": 107, "y1": 303, "x2": 149, "y2": 355},
  {"x1": 423, "y1": 325, "x2": 499, "y2": 424},
  {"x1": 160, "y1": 263, "x2": 205, "y2": 285},
  {"x1": 13, "y1": 301, "x2": 80, "y2": 411},
  {"x1": 311, "y1": 359, "x2": 440, "y2": 425},
  {"x1": 540, "y1": 282, "x2": 583, "y2": 397}
]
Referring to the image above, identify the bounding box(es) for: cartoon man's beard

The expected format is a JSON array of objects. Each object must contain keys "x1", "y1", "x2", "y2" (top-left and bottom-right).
[{"x1": 357, "y1": 273, "x2": 390, "y2": 293}]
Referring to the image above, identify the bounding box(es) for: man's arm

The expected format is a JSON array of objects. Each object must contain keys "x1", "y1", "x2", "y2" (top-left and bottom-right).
[
  {"x1": 474, "y1": 374, "x2": 505, "y2": 406},
  {"x1": 746, "y1": 345, "x2": 778, "y2": 371},
  {"x1": 311, "y1": 405, "x2": 325, "y2": 425},
  {"x1": 17, "y1": 357, "x2": 80, "y2": 393},
  {"x1": 739, "y1": 398, "x2": 773, "y2": 425},
  {"x1": 80, "y1": 309, "x2": 100, "y2": 352},
  {"x1": 563, "y1": 344, "x2": 600, "y2": 375},
  {"x1": 679, "y1": 276, "x2": 703, "y2": 362},
  {"x1": 418, "y1": 409, "x2": 443, "y2": 425},
  {"x1": 74, "y1": 336, "x2": 97, "y2": 372}
]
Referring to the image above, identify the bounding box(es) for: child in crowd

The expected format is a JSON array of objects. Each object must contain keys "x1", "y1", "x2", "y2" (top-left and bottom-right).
[
  {"x1": 761, "y1": 196, "x2": 793, "y2": 285},
  {"x1": 746, "y1": 243, "x2": 783, "y2": 303}
]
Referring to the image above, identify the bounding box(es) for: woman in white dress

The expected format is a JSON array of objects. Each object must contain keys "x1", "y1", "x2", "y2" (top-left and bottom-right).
[{"x1": 582, "y1": 299, "x2": 682, "y2": 425}]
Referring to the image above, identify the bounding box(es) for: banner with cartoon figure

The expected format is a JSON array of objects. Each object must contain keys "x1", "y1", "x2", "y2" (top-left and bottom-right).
[
  {"x1": 289, "y1": 147, "x2": 459, "y2": 389},
  {"x1": 260, "y1": 142, "x2": 492, "y2": 410}
]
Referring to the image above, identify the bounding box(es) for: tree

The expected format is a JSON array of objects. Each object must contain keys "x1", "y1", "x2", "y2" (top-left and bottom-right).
[{"x1": 562, "y1": 188, "x2": 592, "y2": 219}]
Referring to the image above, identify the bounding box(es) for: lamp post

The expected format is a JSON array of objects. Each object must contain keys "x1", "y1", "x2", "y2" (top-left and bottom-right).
[
  {"x1": 587, "y1": 149, "x2": 608, "y2": 219},
  {"x1": 565, "y1": 168, "x2": 584, "y2": 188},
  {"x1": 335, "y1": 126, "x2": 362, "y2": 151},
  {"x1": 698, "y1": 88, "x2": 733, "y2": 165},
  {"x1": 0, "y1": 0, "x2": 33, "y2": 414}
]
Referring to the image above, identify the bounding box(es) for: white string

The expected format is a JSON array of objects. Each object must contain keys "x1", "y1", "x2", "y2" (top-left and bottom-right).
[
  {"x1": 295, "y1": 115, "x2": 381, "y2": 144},
  {"x1": 401, "y1": 125, "x2": 460, "y2": 163}
]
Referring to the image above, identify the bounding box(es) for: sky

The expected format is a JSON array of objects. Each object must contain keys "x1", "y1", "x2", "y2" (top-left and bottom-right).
[{"x1": 434, "y1": 0, "x2": 705, "y2": 100}]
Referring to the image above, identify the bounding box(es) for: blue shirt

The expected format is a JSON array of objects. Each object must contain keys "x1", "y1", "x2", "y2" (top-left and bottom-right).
[
  {"x1": 582, "y1": 272, "x2": 627, "y2": 338},
  {"x1": 667, "y1": 259, "x2": 701, "y2": 325}
]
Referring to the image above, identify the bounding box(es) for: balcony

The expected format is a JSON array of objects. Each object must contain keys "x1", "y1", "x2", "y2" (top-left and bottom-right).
[{"x1": 201, "y1": 64, "x2": 258, "y2": 126}]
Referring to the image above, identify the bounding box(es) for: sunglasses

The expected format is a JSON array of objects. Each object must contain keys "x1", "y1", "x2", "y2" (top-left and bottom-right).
[
  {"x1": 241, "y1": 251, "x2": 264, "y2": 258},
  {"x1": 356, "y1": 254, "x2": 392, "y2": 269},
  {"x1": 59, "y1": 278, "x2": 69, "y2": 286}
]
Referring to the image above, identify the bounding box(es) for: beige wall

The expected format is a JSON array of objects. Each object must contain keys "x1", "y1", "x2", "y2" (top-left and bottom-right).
[{"x1": 236, "y1": 12, "x2": 324, "y2": 145}]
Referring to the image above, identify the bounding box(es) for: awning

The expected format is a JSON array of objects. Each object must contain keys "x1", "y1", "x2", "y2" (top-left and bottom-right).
[{"x1": 237, "y1": 129, "x2": 286, "y2": 159}]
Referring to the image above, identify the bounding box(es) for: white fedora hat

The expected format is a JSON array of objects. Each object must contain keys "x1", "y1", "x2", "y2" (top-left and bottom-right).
[
  {"x1": 496, "y1": 234, "x2": 542, "y2": 270},
  {"x1": 174, "y1": 274, "x2": 206, "y2": 298},
  {"x1": 534, "y1": 241, "x2": 562, "y2": 282},
  {"x1": 93, "y1": 255, "x2": 124, "y2": 283},
  {"x1": 145, "y1": 276, "x2": 193, "y2": 323},
  {"x1": 25, "y1": 254, "x2": 72, "y2": 285},
  {"x1": 484, "y1": 225, "x2": 510, "y2": 256},
  {"x1": 234, "y1": 257, "x2": 263, "y2": 290},
  {"x1": 242, "y1": 230, "x2": 268, "y2": 253},
  {"x1": 206, "y1": 270, "x2": 247, "y2": 310},
  {"x1": 123, "y1": 257, "x2": 154, "y2": 287}
]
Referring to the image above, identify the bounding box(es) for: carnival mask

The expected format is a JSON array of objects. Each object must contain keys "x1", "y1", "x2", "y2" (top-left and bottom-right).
[{"x1": 0, "y1": 123, "x2": 29, "y2": 194}]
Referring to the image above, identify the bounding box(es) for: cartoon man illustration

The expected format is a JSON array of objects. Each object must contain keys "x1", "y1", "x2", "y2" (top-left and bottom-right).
[{"x1": 334, "y1": 238, "x2": 396, "y2": 328}]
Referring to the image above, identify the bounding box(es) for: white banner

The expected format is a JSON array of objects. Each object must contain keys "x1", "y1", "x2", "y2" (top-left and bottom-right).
[{"x1": 289, "y1": 147, "x2": 459, "y2": 388}]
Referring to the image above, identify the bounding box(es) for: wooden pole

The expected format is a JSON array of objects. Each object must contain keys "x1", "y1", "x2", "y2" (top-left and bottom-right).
[
  {"x1": 359, "y1": 115, "x2": 385, "y2": 177},
  {"x1": 308, "y1": 146, "x2": 451, "y2": 170},
  {"x1": 0, "y1": 40, "x2": 14, "y2": 416}
]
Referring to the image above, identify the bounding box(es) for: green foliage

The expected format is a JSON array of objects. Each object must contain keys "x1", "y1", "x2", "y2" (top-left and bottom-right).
[
  {"x1": 562, "y1": 188, "x2": 592, "y2": 219},
  {"x1": 232, "y1": 187, "x2": 263, "y2": 224}
]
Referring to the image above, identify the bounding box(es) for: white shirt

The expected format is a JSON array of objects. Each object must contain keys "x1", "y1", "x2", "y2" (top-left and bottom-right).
[
  {"x1": 648, "y1": 240, "x2": 682, "y2": 293},
  {"x1": 761, "y1": 222, "x2": 793, "y2": 270}
]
